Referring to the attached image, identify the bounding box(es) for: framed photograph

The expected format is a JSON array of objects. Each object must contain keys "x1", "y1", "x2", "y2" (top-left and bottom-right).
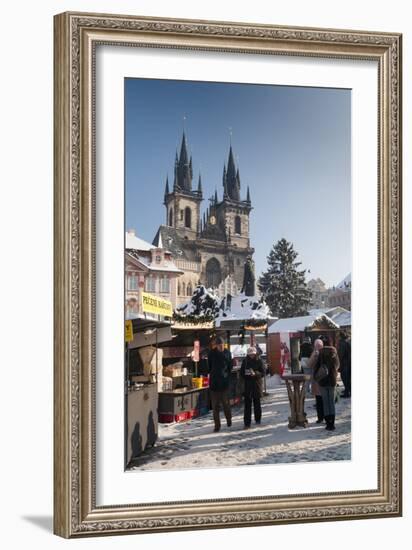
[{"x1": 54, "y1": 12, "x2": 402, "y2": 538}]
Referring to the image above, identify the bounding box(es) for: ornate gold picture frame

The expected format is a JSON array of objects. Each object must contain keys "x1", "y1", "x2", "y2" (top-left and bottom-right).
[{"x1": 54, "y1": 11, "x2": 402, "y2": 538}]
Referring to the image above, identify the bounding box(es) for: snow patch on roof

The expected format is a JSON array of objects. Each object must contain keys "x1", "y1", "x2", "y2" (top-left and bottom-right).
[
  {"x1": 215, "y1": 293, "x2": 270, "y2": 327},
  {"x1": 268, "y1": 314, "x2": 339, "y2": 333},
  {"x1": 126, "y1": 231, "x2": 155, "y2": 251}
]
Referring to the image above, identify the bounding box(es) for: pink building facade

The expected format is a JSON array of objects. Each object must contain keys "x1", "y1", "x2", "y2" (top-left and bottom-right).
[{"x1": 125, "y1": 230, "x2": 183, "y2": 319}]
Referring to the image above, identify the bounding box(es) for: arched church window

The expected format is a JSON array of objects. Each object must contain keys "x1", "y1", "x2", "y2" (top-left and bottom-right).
[
  {"x1": 169, "y1": 208, "x2": 173, "y2": 226},
  {"x1": 177, "y1": 281, "x2": 181, "y2": 295},
  {"x1": 187, "y1": 282, "x2": 193, "y2": 296},
  {"x1": 235, "y1": 215, "x2": 241, "y2": 235},
  {"x1": 185, "y1": 207, "x2": 191, "y2": 228},
  {"x1": 206, "y1": 258, "x2": 222, "y2": 289},
  {"x1": 181, "y1": 282, "x2": 186, "y2": 296}
]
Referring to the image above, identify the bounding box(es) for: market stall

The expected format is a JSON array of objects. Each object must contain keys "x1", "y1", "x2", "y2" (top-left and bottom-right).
[
  {"x1": 125, "y1": 316, "x2": 172, "y2": 466},
  {"x1": 157, "y1": 323, "x2": 213, "y2": 422},
  {"x1": 267, "y1": 313, "x2": 339, "y2": 375}
]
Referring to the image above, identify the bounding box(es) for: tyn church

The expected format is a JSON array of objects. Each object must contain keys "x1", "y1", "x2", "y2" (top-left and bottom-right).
[{"x1": 153, "y1": 131, "x2": 254, "y2": 305}]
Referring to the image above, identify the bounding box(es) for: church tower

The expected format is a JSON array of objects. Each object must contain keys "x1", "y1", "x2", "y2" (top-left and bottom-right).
[
  {"x1": 164, "y1": 131, "x2": 203, "y2": 239},
  {"x1": 216, "y1": 144, "x2": 252, "y2": 249},
  {"x1": 199, "y1": 144, "x2": 253, "y2": 289}
]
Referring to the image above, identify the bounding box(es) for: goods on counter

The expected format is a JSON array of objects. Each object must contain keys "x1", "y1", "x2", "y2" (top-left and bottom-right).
[
  {"x1": 192, "y1": 377, "x2": 203, "y2": 389},
  {"x1": 162, "y1": 376, "x2": 173, "y2": 391},
  {"x1": 201, "y1": 375, "x2": 209, "y2": 387},
  {"x1": 163, "y1": 362, "x2": 184, "y2": 378},
  {"x1": 172, "y1": 374, "x2": 193, "y2": 390}
]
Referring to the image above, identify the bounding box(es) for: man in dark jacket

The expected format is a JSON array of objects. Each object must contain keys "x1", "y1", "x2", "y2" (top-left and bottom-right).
[
  {"x1": 208, "y1": 337, "x2": 233, "y2": 432},
  {"x1": 338, "y1": 332, "x2": 351, "y2": 398},
  {"x1": 240, "y1": 347, "x2": 265, "y2": 428}
]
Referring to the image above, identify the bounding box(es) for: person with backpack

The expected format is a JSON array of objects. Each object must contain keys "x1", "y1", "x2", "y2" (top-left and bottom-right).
[
  {"x1": 313, "y1": 345, "x2": 340, "y2": 431},
  {"x1": 240, "y1": 346, "x2": 265, "y2": 429},
  {"x1": 207, "y1": 337, "x2": 233, "y2": 432}
]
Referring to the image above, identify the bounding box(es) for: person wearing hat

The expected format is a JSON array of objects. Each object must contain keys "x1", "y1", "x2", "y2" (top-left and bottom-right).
[
  {"x1": 207, "y1": 337, "x2": 233, "y2": 432},
  {"x1": 240, "y1": 346, "x2": 265, "y2": 428}
]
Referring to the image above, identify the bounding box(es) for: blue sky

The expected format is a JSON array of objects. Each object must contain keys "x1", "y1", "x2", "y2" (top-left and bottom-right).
[{"x1": 125, "y1": 78, "x2": 351, "y2": 288}]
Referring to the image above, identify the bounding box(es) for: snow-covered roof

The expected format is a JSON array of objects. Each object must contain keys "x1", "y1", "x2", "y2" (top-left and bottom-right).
[
  {"x1": 126, "y1": 230, "x2": 155, "y2": 251},
  {"x1": 126, "y1": 249, "x2": 183, "y2": 274},
  {"x1": 174, "y1": 286, "x2": 270, "y2": 326},
  {"x1": 215, "y1": 293, "x2": 270, "y2": 327},
  {"x1": 307, "y1": 306, "x2": 351, "y2": 328},
  {"x1": 308, "y1": 308, "x2": 328, "y2": 316},
  {"x1": 337, "y1": 273, "x2": 351, "y2": 290},
  {"x1": 268, "y1": 313, "x2": 339, "y2": 334},
  {"x1": 174, "y1": 285, "x2": 220, "y2": 320},
  {"x1": 330, "y1": 310, "x2": 351, "y2": 327}
]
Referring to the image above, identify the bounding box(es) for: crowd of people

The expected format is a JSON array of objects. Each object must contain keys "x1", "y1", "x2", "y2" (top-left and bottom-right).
[{"x1": 207, "y1": 332, "x2": 351, "y2": 433}]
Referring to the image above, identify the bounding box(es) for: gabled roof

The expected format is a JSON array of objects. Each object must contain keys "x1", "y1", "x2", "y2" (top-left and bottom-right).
[
  {"x1": 126, "y1": 248, "x2": 183, "y2": 274},
  {"x1": 152, "y1": 225, "x2": 197, "y2": 261},
  {"x1": 337, "y1": 273, "x2": 351, "y2": 289},
  {"x1": 268, "y1": 314, "x2": 339, "y2": 334}
]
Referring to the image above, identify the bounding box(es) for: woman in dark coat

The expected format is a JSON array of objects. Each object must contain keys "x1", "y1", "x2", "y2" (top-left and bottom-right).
[
  {"x1": 240, "y1": 347, "x2": 265, "y2": 428},
  {"x1": 313, "y1": 346, "x2": 340, "y2": 431}
]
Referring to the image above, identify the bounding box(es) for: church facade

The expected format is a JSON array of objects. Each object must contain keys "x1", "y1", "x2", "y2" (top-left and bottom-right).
[{"x1": 152, "y1": 131, "x2": 255, "y2": 306}]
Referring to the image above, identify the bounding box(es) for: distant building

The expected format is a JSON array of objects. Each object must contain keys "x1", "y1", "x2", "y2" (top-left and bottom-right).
[
  {"x1": 327, "y1": 273, "x2": 351, "y2": 310},
  {"x1": 307, "y1": 278, "x2": 330, "y2": 309},
  {"x1": 125, "y1": 230, "x2": 183, "y2": 319},
  {"x1": 308, "y1": 274, "x2": 351, "y2": 311}
]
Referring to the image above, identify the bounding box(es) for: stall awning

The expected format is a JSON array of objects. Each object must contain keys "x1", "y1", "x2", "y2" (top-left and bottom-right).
[{"x1": 128, "y1": 317, "x2": 173, "y2": 349}]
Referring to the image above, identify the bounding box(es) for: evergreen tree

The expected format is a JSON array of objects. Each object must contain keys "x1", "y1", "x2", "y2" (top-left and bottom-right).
[{"x1": 258, "y1": 238, "x2": 312, "y2": 318}]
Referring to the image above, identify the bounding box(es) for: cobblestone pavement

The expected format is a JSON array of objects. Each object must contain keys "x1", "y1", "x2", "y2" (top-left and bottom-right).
[{"x1": 128, "y1": 377, "x2": 351, "y2": 471}]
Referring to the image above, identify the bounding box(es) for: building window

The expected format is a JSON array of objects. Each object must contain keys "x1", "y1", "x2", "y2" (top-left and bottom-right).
[
  {"x1": 180, "y1": 209, "x2": 184, "y2": 221},
  {"x1": 181, "y1": 282, "x2": 186, "y2": 296},
  {"x1": 145, "y1": 276, "x2": 156, "y2": 292},
  {"x1": 169, "y1": 208, "x2": 173, "y2": 226},
  {"x1": 206, "y1": 258, "x2": 222, "y2": 289},
  {"x1": 127, "y1": 298, "x2": 138, "y2": 314},
  {"x1": 155, "y1": 255, "x2": 161, "y2": 264},
  {"x1": 177, "y1": 281, "x2": 181, "y2": 295},
  {"x1": 128, "y1": 274, "x2": 138, "y2": 290},
  {"x1": 184, "y1": 207, "x2": 191, "y2": 228},
  {"x1": 236, "y1": 258, "x2": 241, "y2": 266},
  {"x1": 235, "y1": 215, "x2": 241, "y2": 235},
  {"x1": 187, "y1": 282, "x2": 193, "y2": 296},
  {"x1": 160, "y1": 276, "x2": 170, "y2": 293}
]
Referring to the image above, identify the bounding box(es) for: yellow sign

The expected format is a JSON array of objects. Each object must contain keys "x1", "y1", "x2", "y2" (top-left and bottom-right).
[
  {"x1": 125, "y1": 320, "x2": 134, "y2": 342},
  {"x1": 141, "y1": 292, "x2": 173, "y2": 317}
]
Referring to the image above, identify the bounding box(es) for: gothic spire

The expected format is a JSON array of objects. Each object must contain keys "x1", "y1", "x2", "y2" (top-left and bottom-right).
[
  {"x1": 222, "y1": 164, "x2": 228, "y2": 199},
  {"x1": 223, "y1": 145, "x2": 240, "y2": 201},
  {"x1": 164, "y1": 175, "x2": 170, "y2": 197},
  {"x1": 197, "y1": 173, "x2": 202, "y2": 195},
  {"x1": 214, "y1": 189, "x2": 218, "y2": 203},
  {"x1": 246, "y1": 185, "x2": 251, "y2": 204},
  {"x1": 179, "y1": 131, "x2": 189, "y2": 165},
  {"x1": 173, "y1": 151, "x2": 179, "y2": 191},
  {"x1": 175, "y1": 131, "x2": 192, "y2": 192}
]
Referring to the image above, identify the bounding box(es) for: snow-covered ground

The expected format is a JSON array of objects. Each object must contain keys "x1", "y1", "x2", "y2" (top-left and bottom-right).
[{"x1": 128, "y1": 375, "x2": 351, "y2": 471}]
